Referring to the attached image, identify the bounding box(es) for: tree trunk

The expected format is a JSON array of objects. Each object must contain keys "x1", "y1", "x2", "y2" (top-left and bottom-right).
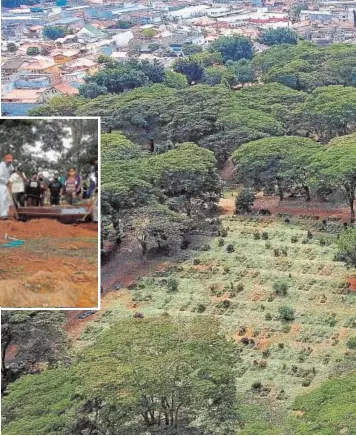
[
  {"x1": 345, "y1": 183, "x2": 355, "y2": 223},
  {"x1": 276, "y1": 181, "x2": 284, "y2": 201},
  {"x1": 141, "y1": 241, "x2": 147, "y2": 256},
  {"x1": 303, "y1": 185, "x2": 311, "y2": 202},
  {"x1": 350, "y1": 199, "x2": 355, "y2": 223},
  {"x1": 186, "y1": 196, "x2": 192, "y2": 217}
]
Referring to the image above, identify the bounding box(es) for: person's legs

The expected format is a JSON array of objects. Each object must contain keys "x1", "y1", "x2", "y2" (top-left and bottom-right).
[
  {"x1": 51, "y1": 195, "x2": 60, "y2": 206},
  {"x1": 66, "y1": 194, "x2": 73, "y2": 205},
  {"x1": 16, "y1": 192, "x2": 25, "y2": 207},
  {"x1": 0, "y1": 185, "x2": 10, "y2": 218}
]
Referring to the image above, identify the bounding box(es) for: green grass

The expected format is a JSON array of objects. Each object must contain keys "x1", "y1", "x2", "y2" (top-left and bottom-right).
[{"x1": 81, "y1": 214, "x2": 356, "y2": 431}]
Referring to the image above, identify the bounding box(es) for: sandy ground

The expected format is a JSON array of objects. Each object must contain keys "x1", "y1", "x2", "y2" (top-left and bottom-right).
[{"x1": 0, "y1": 218, "x2": 98, "y2": 308}]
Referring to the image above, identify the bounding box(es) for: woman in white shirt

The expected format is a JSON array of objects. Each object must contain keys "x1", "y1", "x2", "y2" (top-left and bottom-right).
[{"x1": 9, "y1": 165, "x2": 27, "y2": 207}]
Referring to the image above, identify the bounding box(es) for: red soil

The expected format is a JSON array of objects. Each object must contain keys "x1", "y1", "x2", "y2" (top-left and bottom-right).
[{"x1": 0, "y1": 218, "x2": 98, "y2": 308}]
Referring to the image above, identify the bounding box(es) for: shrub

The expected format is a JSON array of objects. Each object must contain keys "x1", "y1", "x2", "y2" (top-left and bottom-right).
[
  {"x1": 346, "y1": 336, "x2": 356, "y2": 349},
  {"x1": 235, "y1": 189, "x2": 255, "y2": 214},
  {"x1": 279, "y1": 306, "x2": 295, "y2": 321},
  {"x1": 252, "y1": 381, "x2": 262, "y2": 390},
  {"x1": 27, "y1": 47, "x2": 40, "y2": 55},
  {"x1": 216, "y1": 299, "x2": 231, "y2": 309},
  {"x1": 226, "y1": 244, "x2": 235, "y2": 253},
  {"x1": 282, "y1": 324, "x2": 291, "y2": 333},
  {"x1": 336, "y1": 228, "x2": 356, "y2": 267},
  {"x1": 219, "y1": 228, "x2": 228, "y2": 237},
  {"x1": 265, "y1": 313, "x2": 272, "y2": 321},
  {"x1": 265, "y1": 241, "x2": 271, "y2": 249},
  {"x1": 253, "y1": 232, "x2": 261, "y2": 240},
  {"x1": 167, "y1": 277, "x2": 179, "y2": 292},
  {"x1": 262, "y1": 232, "x2": 269, "y2": 240},
  {"x1": 236, "y1": 283, "x2": 244, "y2": 292},
  {"x1": 291, "y1": 235, "x2": 298, "y2": 243},
  {"x1": 195, "y1": 303, "x2": 206, "y2": 313},
  {"x1": 273, "y1": 279, "x2": 289, "y2": 296},
  {"x1": 218, "y1": 238, "x2": 224, "y2": 247}
]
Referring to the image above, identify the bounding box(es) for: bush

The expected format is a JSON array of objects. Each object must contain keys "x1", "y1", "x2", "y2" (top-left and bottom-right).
[
  {"x1": 336, "y1": 228, "x2": 356, "y2": 267},
  {"x1": 262, "y1": 232, "x2": 269, "y2": 240},
  {"x1": 291, "y1": 235, "x2": 298, "y2": 243},
  {"x1": 253, "y1": 232, "x2": 261, "y2": 240},
  {"x1": 346, "y1": 336, "x2": 356, "y2": 349},
  {"x1": 219, "y1": 228, "x2": 228, "y2": 237},
  {"x1": 218, "y1": 238, "x2": 224, "y2": 247},
  {"x1": 279, "y1": 306, "x2": 295, "y2": 321},
  {"x1": 27, "y1": 47, "x2": 40, "y2": 55},
  {"x1": 195, "y1": 303, "x2": 206, "y2": 313},
  {"x1": 265, "y1": 313, "x2": 272, "y2": 321},
  {"x1": 252, "y1": 381, "x2": 262, "y2": 390},
  {"x1": 226, "y1": 244, "x2": 235, "y2": 253},
  {"x1": 235, "y1": 189, "x2": 255, "y2": 214},
  {"x1": 167, "y1": 277, "x2": 179, "y2": 292},
  {"x1": 273, "y1": 279, "x2": 289, "y2": 296}
]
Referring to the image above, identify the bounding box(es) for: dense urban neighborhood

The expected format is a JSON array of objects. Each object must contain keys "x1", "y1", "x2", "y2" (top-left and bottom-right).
[{"x1": 2, "y1": 0, "x2": 356, "y2": 114}]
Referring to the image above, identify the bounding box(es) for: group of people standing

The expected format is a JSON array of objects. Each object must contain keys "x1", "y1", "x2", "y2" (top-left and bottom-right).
[{"x1": 0, "y1": 154, "x2": 97, "y2": 220}]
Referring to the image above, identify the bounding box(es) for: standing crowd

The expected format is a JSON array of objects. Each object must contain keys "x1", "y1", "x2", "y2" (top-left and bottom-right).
[{"x1": 0, "y1": 154, "x2": 97, "y2": 220}]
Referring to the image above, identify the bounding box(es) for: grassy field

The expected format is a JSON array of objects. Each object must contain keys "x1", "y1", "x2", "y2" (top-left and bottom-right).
[{"x1": 79, "y1": 214, "x2": 356, "y2": 432}]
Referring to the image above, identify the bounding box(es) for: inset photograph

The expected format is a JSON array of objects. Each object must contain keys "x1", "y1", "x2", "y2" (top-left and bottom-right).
[{"x1": 0, "y1": 117, "x2": 99, "y2": 308}]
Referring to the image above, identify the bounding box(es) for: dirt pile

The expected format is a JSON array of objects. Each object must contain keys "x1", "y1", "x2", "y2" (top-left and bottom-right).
[{"x1": 0, "y1": 219, "x2": 98, "y2": 308}]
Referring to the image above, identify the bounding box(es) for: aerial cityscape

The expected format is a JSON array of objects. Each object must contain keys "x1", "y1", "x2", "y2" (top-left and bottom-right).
[{"x1": 2, "y1": 0, "x2": 356, "y2": 115}]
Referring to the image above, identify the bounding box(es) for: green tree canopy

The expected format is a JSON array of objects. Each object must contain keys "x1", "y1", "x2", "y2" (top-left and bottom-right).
[
  {"x1": 43, "y1": 25, "x2": 65, "y2": 40},
  {"x1": 232, "y1": 136, "x2": 322, "y2": 200},
  {"x1": 209, "y1": 35, "x2": 254, "y2": 63},
  {"x1": 309, "y1": 133, "x2": 356, "y2": 221},
  {"x1": 26, "y1": 46, "x2": 40, "y2": 55},
  {"x1": 2, "y1": 317, "x2": 238, "y2": 435},
  {"x1": 163, "y1": 70, "x2": 188, "y2": 89},
  {"x1": 258, "y1": 28, "x2": 298, "y2": 46},
  {"x1": 286, "y1": 372, "x2": 356, "y2": 434}
]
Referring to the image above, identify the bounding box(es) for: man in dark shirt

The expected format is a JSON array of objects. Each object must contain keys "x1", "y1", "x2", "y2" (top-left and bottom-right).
[
  {"x1": 25, "y1": 173, "x2": 41, "y2": 206},
  {"x1": 48, "y1": 173, "x2": 63, "y2": 206}
]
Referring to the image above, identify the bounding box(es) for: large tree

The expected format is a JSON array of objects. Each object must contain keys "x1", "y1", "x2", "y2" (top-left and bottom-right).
[
  {"x1": 258, "y1": 28, "x2": 298, "y2": 46},
  {"x1": 209, "y1": 35, "x2": 254, "y2": 63},
  {"x1": 309, "y1": 133, "x2": 356, "y2": 222},
  {"x1": 2, "y1": 317, "x2": 238, "y2": 435},
  {"x1": 232, "y1": 136, "x2": 322, "y2": 201},
  {"x1": 129, "y1": 204, "x2": 190, "y2": 255},
  {"x1": 295, "y1": 86, "x2": 356, "y2": 142}
]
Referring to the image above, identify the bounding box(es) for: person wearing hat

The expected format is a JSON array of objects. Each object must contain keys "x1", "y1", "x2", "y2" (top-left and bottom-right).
[{"x1": 0, "y1": 154, "x2": 14, "y2": 219}]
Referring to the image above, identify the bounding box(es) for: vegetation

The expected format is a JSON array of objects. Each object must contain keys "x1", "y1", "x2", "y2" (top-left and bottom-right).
[
  {"x1": 3, "y1": 317, "x2": 238, "y2": 435},
  {"x1": 43, "y1": 26, "x2": 65, "y2": 40},
  {"x1": 15, "y1": 36, "x2": 356, "y2": 435},
  {"x1": 258, "y1": 28, "x2": 298, "y2": 46}
]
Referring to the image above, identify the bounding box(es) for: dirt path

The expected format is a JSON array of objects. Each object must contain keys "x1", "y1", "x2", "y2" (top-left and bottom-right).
[
  {"x1": 219, "y1": 195, "x2": 352, "y2": 222},
  {"x1": 0, "y1": 219, "x2": 98, "y2": 308}
]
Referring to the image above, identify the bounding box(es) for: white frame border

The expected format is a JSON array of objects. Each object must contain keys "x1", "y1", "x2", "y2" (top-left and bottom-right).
[{"x1": 0, "y1": 116, "x2": 101, "y2": 311}]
